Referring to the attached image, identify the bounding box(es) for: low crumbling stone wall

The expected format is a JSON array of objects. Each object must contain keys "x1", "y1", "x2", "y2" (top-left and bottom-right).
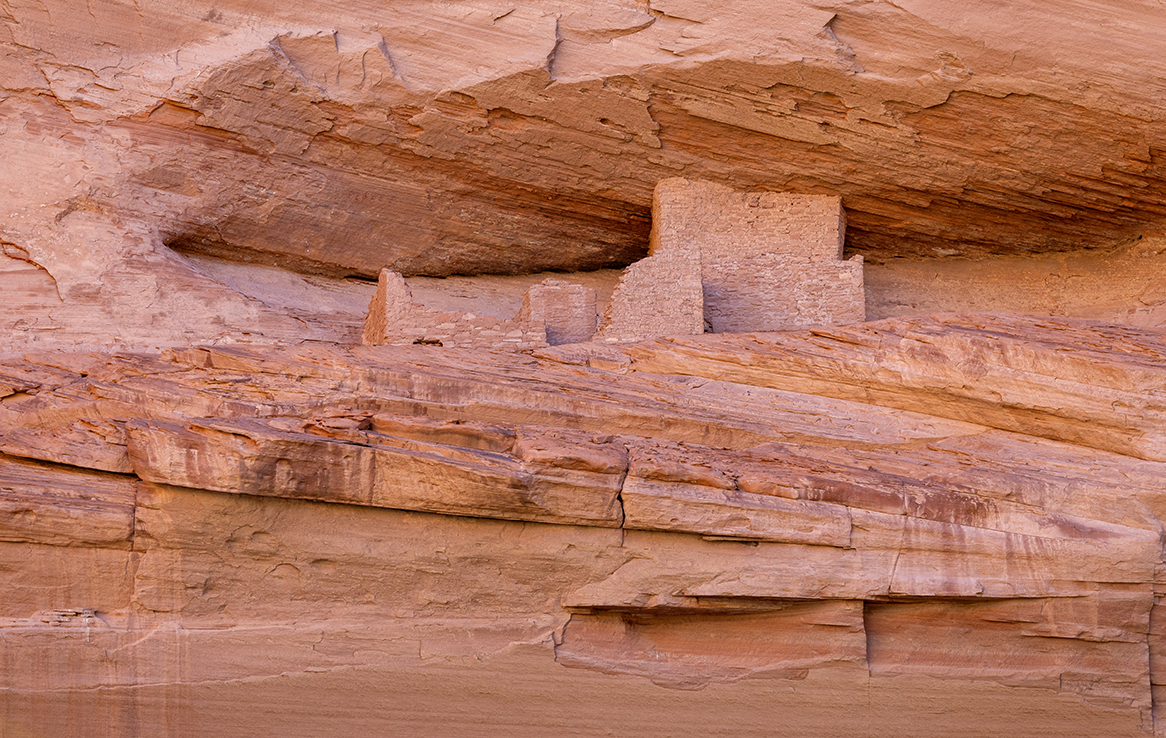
[
  {"x1": 370, "y1": 179, "x2": 864, "y2": 347},
  {"x1": 364, "y1": 270, "x2": 597, "y2": 350},
  {"x1": 363, "y1": 269, "x2": 547, "y2": 349},
  {"x1": 517, "y1": 279, "x2": 599, "y2": 345}
]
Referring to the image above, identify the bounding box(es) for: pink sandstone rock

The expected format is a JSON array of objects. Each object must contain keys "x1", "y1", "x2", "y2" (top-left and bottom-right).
[
  {"x1": 2, "y1": 314, "x2": 1166, "y2": 736},
  {"x1": 7, "y1": 0, "x2": 1166, "y2": 355},
  {"x1": 8, "y1": 0, "x2": 1166, "y2": 285},
  {"x1": 7, "y1": 1, "x2": 1166, "y2": 734}
]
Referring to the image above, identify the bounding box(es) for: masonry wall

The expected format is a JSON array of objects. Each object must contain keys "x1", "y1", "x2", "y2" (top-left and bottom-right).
[
  {"x1": 518, "y1": 279, "x2": 598, "y2": 345},
  {"x1": 597, "y1": 184, "x2": 705, "y2": 343},
  {"x1": 601, "y1": 178, "x2": 864, "y2": 341},
  {"x1": 369, "y1": 179, "x2": 864, "y2": 347},
  {"x1": 654, "y1": 178, "x2": 846, "y2": 262},
  {"x1": 364, "y1": 269, "x2": 548, "y2": 350},
  {"x1": 364, "y1": 271, "x2": 600, "y2": 350},
  {"x1": 703, "y1": 254, "x2": 865, "y2": 333}
]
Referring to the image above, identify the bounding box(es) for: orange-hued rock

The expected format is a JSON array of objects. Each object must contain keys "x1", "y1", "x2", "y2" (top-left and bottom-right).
[
  {"x1": 0, "y1": 455, "x2": 135, "y2": 549},
  {"x1": 2, "y1": 313, "x2": 1166, "y2": 735},
  {"x1": 626, "y1": 313, "x2": 1166, "y2": 460},
  {"x1": 7, "y1": 1, "x2": 1166, "y2": 732},
  {"x1": 9, "y1": 0, "x2": 1166, "y2": 277},
  {"x1": 9, "y1": 0, "x2": 1166, "y2": 355},
  {"x1": 126, "y1": 417, "x2": 625, "y2": 527}
]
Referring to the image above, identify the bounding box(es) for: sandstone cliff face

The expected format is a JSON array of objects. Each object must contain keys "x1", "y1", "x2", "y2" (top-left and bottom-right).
[
  {"x1": 6, "y1": 0, "x2": 1166, "y2": 354},
  {"x1": 3, "y1": 314, "x2": 1166, "y2": 736},
  {"x1": 5, "y1": 1, "x2": 1166, "y2": 735},
  {"x1": 8, "y1": 0, "x2": 1166, "y2": 270}
]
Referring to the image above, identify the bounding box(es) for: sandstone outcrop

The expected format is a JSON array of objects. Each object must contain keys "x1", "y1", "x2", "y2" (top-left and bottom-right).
[
  {"x1": 3, "y1": 313, "x2": 1166, "y2": 735},
  {"x1": 7, "y1": 0, "x2": 1166, "y2": 734},
  {"x1": 6, "y1": 0, "x2": 1166, "y2": 353},
  {"x1": 6, "y1": 0, "x2": 1166, "y2": 273},
  {"x1": 8, "y1": 0, "x2": 1166, "y2": 305}
]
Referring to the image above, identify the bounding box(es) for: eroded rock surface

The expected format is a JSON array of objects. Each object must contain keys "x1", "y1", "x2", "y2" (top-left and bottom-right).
[
  {"x1": 6, "y1": 2, "x2": 1166, "y2": 732},
  {"x1": 3, "y1": 313, "x2": 1166, "y2": 735},
  {"x1": 8, "y1": 0, "x2": 1166, "y2": 343}
]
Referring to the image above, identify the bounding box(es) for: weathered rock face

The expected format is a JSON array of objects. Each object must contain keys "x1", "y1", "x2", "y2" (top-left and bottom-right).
[
  {"x1": 6, "y1": 2, "x2": 1166, "y2": 734},
  {"x1": 8, "y1": 0, "x2": 1166, "y2": 282},
  {"x1": 3, "y1": 314, "x2": 1166, "y2": 735},
  {"x1": 5, "y1": 1, "x2": 1166, "y2": 354}
]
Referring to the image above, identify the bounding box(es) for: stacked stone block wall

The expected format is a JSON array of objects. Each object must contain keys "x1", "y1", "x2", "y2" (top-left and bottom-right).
[
  {"x1": 363, "y1": 269, "x2": 548, "y2": 350},
  {"x1": 703, "y1": 254, "x2": 865, "y2": 333},
  {"x1": 364, "y1": 272, "x2": 600, "y2": 350},
  {"x1": 518, "y1": 279, "x2": 598, "y2": 345},
  {"x1": 597, "y1": 185, "x2": 705, "y2": 343},
  {"x1": 601, "y1": 178, "x2": 864, "y2": 341}
]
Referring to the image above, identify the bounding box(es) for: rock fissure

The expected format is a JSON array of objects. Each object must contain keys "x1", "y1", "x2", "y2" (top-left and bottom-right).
[{"x1": 6, "y1": 2, "x2": 1166, "y2": 732}]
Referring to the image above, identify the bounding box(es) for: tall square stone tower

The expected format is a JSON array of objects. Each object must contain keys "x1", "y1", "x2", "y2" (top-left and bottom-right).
[{"x1": 599, "y1": 178, "x2": 865, "y2": 342}]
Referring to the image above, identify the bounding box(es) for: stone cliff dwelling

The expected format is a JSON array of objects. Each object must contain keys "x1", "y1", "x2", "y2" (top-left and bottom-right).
[
  {"x1": 364, "y1": 178, "x2": 865, "y2": 348},
  {"x1": 8, "y1": 2, "x2": 1166, "y2": 737}
]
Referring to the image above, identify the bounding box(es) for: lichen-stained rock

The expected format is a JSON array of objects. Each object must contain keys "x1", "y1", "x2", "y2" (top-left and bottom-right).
[
  {"x1": 555, "y1": 600, "x2": 868, "y2": 689},
  {"x1": 4, "y1": 312, "x2": 1166, "y2": 735},
  {"x1": 0, "y1": 340, "x2": 992, "y2": 475},
  {"x1": 865, "y1": 593, "x2": 1154, "y2": 712},
  {"x1": 618, "y1": 439, "x2": 1162, "y2": 567},
  {"x1": 620, "y1": 475, "x2": 855, "y2": 547}
]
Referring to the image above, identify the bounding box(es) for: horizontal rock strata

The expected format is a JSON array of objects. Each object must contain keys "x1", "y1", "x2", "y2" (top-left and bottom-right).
[
  {"x1": 625, "y1": 313, "x2": 1166, "y2": 461},
  {"x1": 2, "y1": 313, "x2": 1166, "y2": 735}
]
